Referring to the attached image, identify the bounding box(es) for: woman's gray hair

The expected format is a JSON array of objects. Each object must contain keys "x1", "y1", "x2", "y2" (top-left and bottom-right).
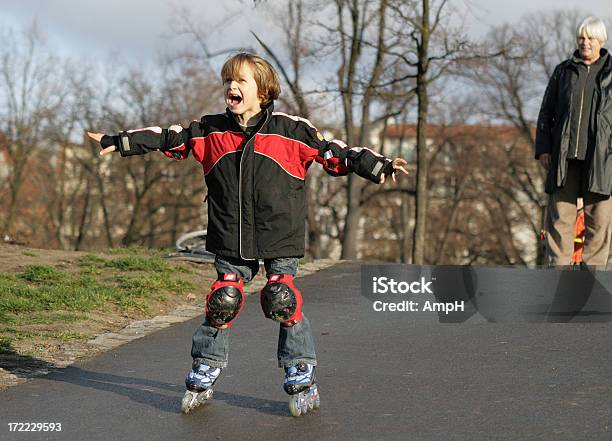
[{"x1": 576, "y1": 17, "x2": 607, "y2": 45}]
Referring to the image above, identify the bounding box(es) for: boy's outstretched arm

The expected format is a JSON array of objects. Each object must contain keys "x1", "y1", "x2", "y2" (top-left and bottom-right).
[
  {"x1": 87, "y1": 123, "x2": 197, "y2": 160},
  {"x1": 299, "y1": 122, "x2": 409, "y2": 184}
]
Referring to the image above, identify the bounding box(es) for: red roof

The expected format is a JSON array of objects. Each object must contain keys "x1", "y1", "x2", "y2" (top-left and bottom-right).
[{"x1": 383, "y1": 123, "x2": 536, "y2": 144}]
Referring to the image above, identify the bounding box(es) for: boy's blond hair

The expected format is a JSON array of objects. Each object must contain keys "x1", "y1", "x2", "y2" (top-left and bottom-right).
[{"x1": 221, "y1": 53, "x2": 281, "y2": 106}]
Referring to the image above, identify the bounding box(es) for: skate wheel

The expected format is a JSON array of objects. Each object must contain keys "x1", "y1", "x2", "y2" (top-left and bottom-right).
[
  {"x1": 181, "y1": 389, "x2": 213, "y2": 414},
  {"x1": 309, "y1": 384, "x2": 320, "y2": 410},
  {"x1": 289, "y1": 395, "x2": 302, "y2": 417},
  {"x1": 181, "y1": 391, "x2": 197, "y2": 414}
]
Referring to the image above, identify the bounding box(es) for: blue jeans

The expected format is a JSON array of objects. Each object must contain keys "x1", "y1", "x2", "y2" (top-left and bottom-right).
[{"x1": 190, "y1": 255, "x2": 317, "y2": 369}]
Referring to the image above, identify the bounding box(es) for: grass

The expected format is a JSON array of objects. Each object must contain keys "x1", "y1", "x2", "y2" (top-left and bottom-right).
[
  {"x1": 0, "y1": 247, "x2": 196, "y2": 347},
  {"x1": 0, "y1": 337, "x2": 12, "y2": 354}
]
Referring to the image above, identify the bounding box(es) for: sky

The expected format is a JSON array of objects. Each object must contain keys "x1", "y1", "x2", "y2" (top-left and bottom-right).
[
  {"x1": 0, "y1": 0, "x2": 608, "y2": 128},
  {"x1": 0, "y1": 0, "x2": 280, "y2": 66},
  {"x1": 0, "y1": 0, "x2": 609, "y2": 69}
]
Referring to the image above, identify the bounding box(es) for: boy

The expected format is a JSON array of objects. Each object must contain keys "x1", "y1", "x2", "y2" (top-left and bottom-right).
[{"x1": 89, "y1": 52, "x2": 408, "y2": 416}]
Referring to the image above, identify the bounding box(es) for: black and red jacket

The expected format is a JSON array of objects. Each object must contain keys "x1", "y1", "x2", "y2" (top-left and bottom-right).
[{"x1": 107, "y1": 103, "x2": 393, "y2": 259}]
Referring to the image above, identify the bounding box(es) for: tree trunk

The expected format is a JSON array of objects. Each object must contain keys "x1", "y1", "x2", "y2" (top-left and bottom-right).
[
  {"x1": 2, "y1": 149, "x2": 28, "y2": 239},
  {"x1": 340, "y1": 0, "x2": 387, "y2": 260},
  {"x1": 411, "y1": 0, "x2": 430, "y2": 264},
  {"x1": 74, "y1": 182, "x2": 91, "y2": 251},
  {"x1": 341, "y1": 176, "x2": 362, "y2": 259}
]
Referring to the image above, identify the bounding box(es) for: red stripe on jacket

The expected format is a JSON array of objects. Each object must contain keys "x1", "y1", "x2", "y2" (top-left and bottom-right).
[
  {"x1": 254, "y1": 133, "x2": 318, "y2": 180},
  {"x1": 194, "y1": 131, "x2": 245, "y2": 175}
]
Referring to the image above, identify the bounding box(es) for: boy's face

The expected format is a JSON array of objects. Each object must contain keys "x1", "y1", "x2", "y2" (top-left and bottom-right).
[{"x1": 224, "y1": 63, "x2": 262, "y2": 120}]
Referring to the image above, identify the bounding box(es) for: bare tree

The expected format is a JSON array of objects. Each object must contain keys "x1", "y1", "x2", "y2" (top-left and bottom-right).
[
  {"x1": 460, "y1": 10, "x2": 589, "y2": 265},
  {"x1": 317, "y1": 0, "x2": 415, "y2": 259},
  {"x1": 385, "y1": 0, "x2": 472, "y2": 263},
  {"x1": 0, "y1": 24, "x2": 70, "y2": 239},
  {"x1": 97, "y1": 59, "x2": 220, "y2": 248}
]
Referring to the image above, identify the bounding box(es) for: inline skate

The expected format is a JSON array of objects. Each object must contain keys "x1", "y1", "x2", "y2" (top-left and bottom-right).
[
  {"x1": 284, "y1": 362, "x2": 320, "y2": 417},
  {"x1": 181, "y1": 360, "x2": 221, "y2": 414}
]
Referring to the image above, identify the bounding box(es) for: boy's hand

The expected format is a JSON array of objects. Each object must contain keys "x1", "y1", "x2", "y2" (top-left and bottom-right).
[
  {"x1": 87, "y1": 132, "x2": 117, "y2": 156},
  {"x1": 379, "y1": 158, "x2": 409, "y2": 184}
]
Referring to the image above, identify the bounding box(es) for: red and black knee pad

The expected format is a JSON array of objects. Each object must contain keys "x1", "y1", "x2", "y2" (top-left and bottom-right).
[
  {"x1": 260, "y1": 274, "x2": 303, "y2": 327},
  {"x1": 205, "y1": 274, "x2": 245, "y2": 329}
]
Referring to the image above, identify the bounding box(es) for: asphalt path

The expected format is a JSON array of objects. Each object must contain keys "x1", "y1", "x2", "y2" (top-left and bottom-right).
[{"x1": 1, "y1": 262, "x2": 611, "y2": 441}]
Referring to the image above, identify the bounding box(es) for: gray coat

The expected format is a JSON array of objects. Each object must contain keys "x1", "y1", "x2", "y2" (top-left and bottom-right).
[{"x1": 535, "y1": 49, "x2": 612, "y2": 195}]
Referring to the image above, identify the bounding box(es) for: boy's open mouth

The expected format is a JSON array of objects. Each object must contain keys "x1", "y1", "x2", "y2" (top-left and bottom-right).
[{"x1": 227, "y1": 93, "x2": 243, "y2": 106}]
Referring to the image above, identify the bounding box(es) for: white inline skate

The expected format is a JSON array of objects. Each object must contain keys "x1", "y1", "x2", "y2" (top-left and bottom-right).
[
  {"x1": 181, "y1": 360, "x2": 221, "y2": 414},
  {"x1": 284, "y1": 362, "x2": 320, "y2": 417}
]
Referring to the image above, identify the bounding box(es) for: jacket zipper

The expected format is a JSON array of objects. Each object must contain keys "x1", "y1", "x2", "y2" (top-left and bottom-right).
[
  {"x1": 238, "y1": 110, "x2": 271, "y2": 260},
  {"x1": 574, "y1": 65, "x2": 590, "y2": 157},
  {"x1": 238, "y1": 135, "x2": 247, "y2": 259}
]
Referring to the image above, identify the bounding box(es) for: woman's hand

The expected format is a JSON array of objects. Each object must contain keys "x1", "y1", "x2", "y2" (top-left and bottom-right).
[{"x1": 539, "y1": 153, "x2": 551, "y2": 170}]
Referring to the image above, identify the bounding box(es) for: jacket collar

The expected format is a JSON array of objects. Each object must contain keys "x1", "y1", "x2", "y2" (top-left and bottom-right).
[
  {"x1": 226, "y1": 102, "x2": 274, "y2": 132},
  {"x1": 601, "y1": 49, "x2": 612, "y2": 73},
  {"x1": 571, "y1": 48, "x2": 609, "y2": 67}
]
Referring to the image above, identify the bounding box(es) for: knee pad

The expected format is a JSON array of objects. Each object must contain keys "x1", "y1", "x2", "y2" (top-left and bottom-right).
[
  {"x1": 260, "y1": 274, "x2": 303, "y2": 327},
  {"x1": 205, "y1": 274, "x2": 244, "y2": 329}
]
